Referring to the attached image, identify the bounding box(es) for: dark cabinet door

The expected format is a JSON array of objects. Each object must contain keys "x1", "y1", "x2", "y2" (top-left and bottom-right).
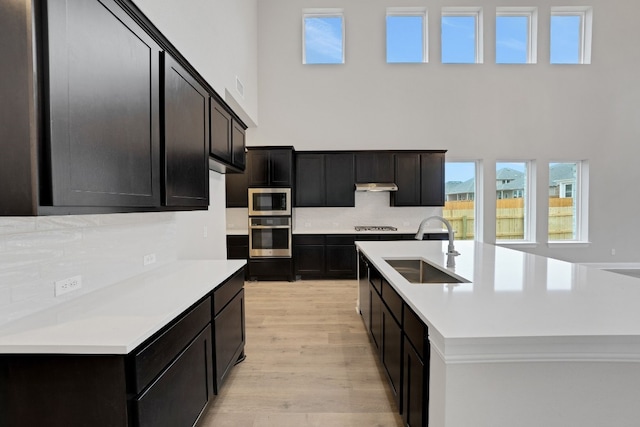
[
  {"x1": 393, "y1": 154, "x2": 421, "y2": 206},
  {"x1": 270, "y1": 150, "x2": 293, "y2": 187},
  {"x1": 248, "y1": 149, "x2": 293, "y2": 187},
  {"x1": 421, "y1": 152, "x2": 445, "y2": 206},
  {"x1": 210, "y1": 97, "x2": 232, "y2": 163},
  {"x1": 214, "y1": 289, "x2": 245, "y2": 393},
  {"x1": 46, "y1": 0, "x2": 161, "y2": 207},
  {"x1": 231, "y1": 120, "x2": 246, "y2": 170},
  {"x1": 163, "y1": 53, "x2": 209, "y2": 207},
  {"x1": 225, "y1": 170, "x2": 249, "y2": 207},
  {"x1": 356, "y1": 152, "x2": 394, "y2": 183},
  {"x1": 135, "y1": 325, "x2": 214, "y2": 427},
  {"x1": 248, "y1": 150, "x2": 270, "y2": 186},
  {"x1": 358, "y1": 254, "x2": 371, "y2": 332},
  {"x1": 382, "y1": 305, "x2": 403, "y2": 409},
  {"x1": 403, "y1": 339, "x2": 427, "y2": 427},
  {"x1": 326, "y1": 243, "x2": 357, "y2": 278},
  {"x1": 295, "y1": 154, "x2": 325, "y2": 206},
  {"x1": 325, "y1": 153, "x2": 355, "y2": 207},
  {"x1": 370, "y1": 283, "x2": 383, "y2": 352},
  {"x1": 293, "y1": 235, "x2": 325, "y2": 277}
]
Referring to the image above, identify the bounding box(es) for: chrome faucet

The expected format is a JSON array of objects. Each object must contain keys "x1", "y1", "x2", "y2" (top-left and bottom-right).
[{"x1": 415, "y1": 215, "x2": 460, "y2": 259}]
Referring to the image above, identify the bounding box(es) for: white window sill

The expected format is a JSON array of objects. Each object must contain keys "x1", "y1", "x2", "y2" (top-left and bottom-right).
[
  {"x1": 547, "y1": 241, "x2": 591, "y2": 249},
  {"x1": 495, "y1": 241, "x2": 538, "y2": 249}
]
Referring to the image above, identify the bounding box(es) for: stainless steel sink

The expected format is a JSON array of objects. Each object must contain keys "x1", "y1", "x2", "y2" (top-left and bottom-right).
[{"x1": 384, "y1": 258, "x2": 469, "y2": 284}]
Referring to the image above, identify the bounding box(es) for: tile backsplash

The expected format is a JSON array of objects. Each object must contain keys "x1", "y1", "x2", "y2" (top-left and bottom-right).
[
  {"x1": 0, "y1": 212, "x2": 178, "y2": 325},
  {"x1": 293, "y1": 192, "x2": 442, "y2": 232}
]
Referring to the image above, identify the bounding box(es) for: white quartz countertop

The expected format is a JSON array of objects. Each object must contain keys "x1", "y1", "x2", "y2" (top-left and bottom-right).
[
  {"x1": 356, "y1": 240, "x2": 640, "y2": 362},
  {"x1": 0, "y1": 260, "x2": 246, "y2": 355}
]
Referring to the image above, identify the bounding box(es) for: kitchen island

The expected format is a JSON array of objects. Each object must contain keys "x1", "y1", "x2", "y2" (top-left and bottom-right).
[{"x1": 356, "y1": 240, "x2": 640, "y2": 427}]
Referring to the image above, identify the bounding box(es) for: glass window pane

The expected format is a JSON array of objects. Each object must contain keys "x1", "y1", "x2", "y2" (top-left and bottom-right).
[
  {"x1": 496, "y1": 162, "x2": 527, "y2": 240},
  {"x1": 304, "y1": 16, "x2": 344, "y2": 64},
  {"x1": 550, "y1": 15, "x2": 581, "y2": 64},
  {"x1": 496, "y1": 16, "x2": 529, "y2": 64},
  {"x1": 441, "y1": 16, "x2": 477, "y2": 63},
  {"x1": 444, "y1": 162, "x2": 476, "y2": 240},
  {"x1": 387, "y1": 15, "x2": 424, "y2": 63},
  {"x1": 549, "y1": 162, "x2": 578, "y2": 241}
]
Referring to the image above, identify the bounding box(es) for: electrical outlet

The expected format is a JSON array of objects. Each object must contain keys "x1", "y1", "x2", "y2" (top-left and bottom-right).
[
  {"x1": 611, "y1": 248, "x2": 616, "y2": 256},
  {"x1": 55, "y1": 275, "x2": 82, "y2": 297},
  {"x1": 143, "y1": 253, "x2": 156, "y2": 266}
]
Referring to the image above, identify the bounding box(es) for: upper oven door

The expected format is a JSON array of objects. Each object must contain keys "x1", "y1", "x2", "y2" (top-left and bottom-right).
[{"x1": 248, "y1": 188, "x2": 291, "y2": 216}]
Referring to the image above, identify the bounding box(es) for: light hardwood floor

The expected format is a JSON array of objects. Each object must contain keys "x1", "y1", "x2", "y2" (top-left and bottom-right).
[{"x1": 197, "y1": 280, "x2": 403, "y2": 427}]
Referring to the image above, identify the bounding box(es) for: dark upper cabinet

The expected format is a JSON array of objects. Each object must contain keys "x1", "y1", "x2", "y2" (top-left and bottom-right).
[
  {"x1": 355, "y1": 152, "x2": 394, "y2": 183},
  {"x1": 421, "y1": 152, "x2": 445, "y2": 206},
  {"x1": 163, "y1": 54, "x2": 209, "y2": 207},
  {"x1": 247, "y1": 148, "x2": 293, "y2": 187},
  {"x1": 46, "y1": 0, "x2": 163, "y2": 209},
  {"x1": 392, "y1": 151, "x2": 446, "y2": 207},
  {"x1": 231, "y1": 121, "x2": 246, "y2": 170},
  {"x1": 295, "y1": 154, "x2": 325, "y2": 206},
  {"x1": 295, "y1": 152, "x2": 354, "y2": 207},
  {"x1": 210, "y1": 98, "x2": 232, "y2": 164},
  {"x1": 209, "y1": 97, "x2": 246, "y2": 173},
  {"x1": 1, "y1": 0, "x2": 249, "y2": 215},
  {"x1": 393, "y1": 154, "x2": 422, "y2": 206},
  {"x1": 225, "y1": 169, "x2": 249, "y2": 208}
]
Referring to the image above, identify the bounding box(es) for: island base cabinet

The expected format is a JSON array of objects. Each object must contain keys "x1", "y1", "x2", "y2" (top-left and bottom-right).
[
  {"x1": 134, "y1": 325, "x2": 214, "y2": 427},
  {"x1": 0, "y1": 355, "x2": 128, "y2": 427},
  {"x1": 403, "y1": 339, "x2": 427, "y2": 427}
]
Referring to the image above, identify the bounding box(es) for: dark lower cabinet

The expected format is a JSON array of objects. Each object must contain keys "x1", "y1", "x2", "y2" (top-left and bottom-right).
[
  {"x1": 294, "y1": 235, "x2": 357, "y2": 279},
  {"x1": 403, "y1": 306, "x2": 430, "y2": 427},
  {"x1": 360, "y1": 255, "x2": 431, "y2": 426},
  {"x1": 134, "y1": 325, "x2": 213, "y2": 427},
  {"x1": 213, "y1": 270, "x2": 245, "y2": 392},
  {"x1": 0, "y1": 267, "x2": 247, "y2": 427}
]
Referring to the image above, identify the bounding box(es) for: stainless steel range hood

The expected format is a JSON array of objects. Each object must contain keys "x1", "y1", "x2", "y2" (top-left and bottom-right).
[{"x1": 355, "y1": 183, "x2": 398, "y2": 192}]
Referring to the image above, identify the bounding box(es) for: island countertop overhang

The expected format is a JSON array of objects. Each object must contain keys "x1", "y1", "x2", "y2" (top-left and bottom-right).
[{"x1": 355, "y1": 240, "x2": 640, "y2": 363}]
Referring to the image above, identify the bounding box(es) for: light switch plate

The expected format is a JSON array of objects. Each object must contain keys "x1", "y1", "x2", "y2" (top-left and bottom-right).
[{"x1": 143, "y1": 253, "x2": 156, "y2": 266}]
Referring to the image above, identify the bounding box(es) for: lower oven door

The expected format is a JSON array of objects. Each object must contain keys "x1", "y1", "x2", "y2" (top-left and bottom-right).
[{"x1": 249, "y1": 217, "x2": 292, "y2": 258}]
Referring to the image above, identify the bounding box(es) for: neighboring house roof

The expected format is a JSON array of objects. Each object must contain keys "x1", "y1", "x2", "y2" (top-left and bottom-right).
[
  {"x1": 445, "y1": 165, "x2": 574, "y2": 196},
  {"x1": 445, "y1": 179, "x2": 475, "y2": 195}
]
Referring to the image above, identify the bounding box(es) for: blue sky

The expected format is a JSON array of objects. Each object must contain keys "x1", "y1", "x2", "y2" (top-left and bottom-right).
[{"x1": 305, "y1": 13, "x2": 582, "y2": 65}]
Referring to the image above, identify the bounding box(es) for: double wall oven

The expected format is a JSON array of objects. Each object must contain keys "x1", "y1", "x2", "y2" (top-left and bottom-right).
[{"x1": 248, "y1": 188, "x2": 292, "y2": 258}]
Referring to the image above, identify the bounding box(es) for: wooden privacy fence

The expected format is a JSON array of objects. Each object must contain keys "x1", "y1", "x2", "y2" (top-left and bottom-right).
[{"x1": 443, "y1": 198, "x2": 574, "y2": 240}]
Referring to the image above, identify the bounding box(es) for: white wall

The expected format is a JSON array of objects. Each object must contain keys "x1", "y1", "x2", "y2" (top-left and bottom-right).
[
  {"x1": 252, "y1": 0, "x2": 640, "y2": 263},
  {"x1": 0, "y1": 0, "x2": 257, "y2": 325}
]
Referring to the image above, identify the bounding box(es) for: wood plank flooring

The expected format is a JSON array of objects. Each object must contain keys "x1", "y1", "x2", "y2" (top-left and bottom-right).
[{"x1": 197, "y1": 280, "x2": 403, "y2": 427}]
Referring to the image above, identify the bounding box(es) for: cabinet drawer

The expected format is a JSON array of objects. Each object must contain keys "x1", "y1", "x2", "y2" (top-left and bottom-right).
[
  {"x1": 326, "y1": 235, "x2": 355, "y2": 245},
  {"x1": 369, "y1": 265, "x2": 382, "y2": 294},
  {"x1": 381, "y1": 280, "x2": 403, "y2": 325},
  {"x1": 214, "y1": 268, "x2": 244, "y2": 316},
  {"x1": 131, "y1": 297, "x2": 211, "y2": 394},
  {"x1": 135, "y1": 325, "x2": 214, "y2": 427},
  {"x1": 293, "y1": 234, "x2": 325, "y2": 245},
  {"x1": 404, "y1": 305, "x2": 428, "y2": 360}
]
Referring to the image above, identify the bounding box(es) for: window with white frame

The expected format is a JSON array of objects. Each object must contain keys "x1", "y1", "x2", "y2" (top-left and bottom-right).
[
  {"x1": 441, "y1": 7, "x2": 483, "y2": 64},
  {"x1": 550, "y1": 7, "x2": 593, "y2": 64},
  {"x1": 386, "y1": 8, "x2": 427, "y2": 63},
  {"x1": 303, "y1": 10, "x2": 344, "y2": 64},
  {"x1": 496, "y1": 7, "x2": 537, "y2": 64},
  {"x1": 549, "y1": 161, "x2": 588, "y2": 242},
  {"x1": 496, "y1": 162, "x2": 532, "y2": 241},
  {"x1": 443, "y1": 162, "x2": 477, "y2": 240}
]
